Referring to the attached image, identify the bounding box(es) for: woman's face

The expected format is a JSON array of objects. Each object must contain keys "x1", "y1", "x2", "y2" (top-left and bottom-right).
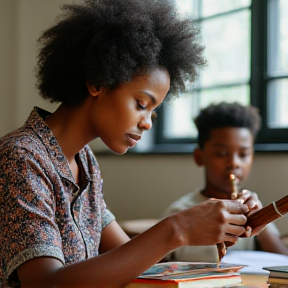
[{"x1": 88, "y1": 68, "x2": 170, "y2": 154}]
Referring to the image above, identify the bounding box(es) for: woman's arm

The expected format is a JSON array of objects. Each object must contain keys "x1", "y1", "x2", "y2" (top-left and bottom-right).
[
  {"x1": 17, "y1": 200, "x2": 248, "y2": 288},
  {"x1": 99, "y1": 220, "x2": 131, "y2": 253}
]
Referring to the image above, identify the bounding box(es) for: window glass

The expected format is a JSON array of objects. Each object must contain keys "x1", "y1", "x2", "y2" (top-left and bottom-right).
[
  {"x1": 155, "y1": 0, "x2": 287, "y2": 148},
  {"x1": 201, "y1": 0, "x2": 251, "y2": 17},
  {"x1": 267, "y1": 79, "x2": 288, "y2": 128},
  {"x1": 174, "y1": 0, "x2": 198, "y2": 18},
  {"x1": 267, "y1": 0, "x2": 288, "y2": 74},
  {"x1": 163, "y1": 85, "x2": 249, "y2": 139},
  {"x1": 201, "y1": 10, "x2": 250, "y2": 87}
]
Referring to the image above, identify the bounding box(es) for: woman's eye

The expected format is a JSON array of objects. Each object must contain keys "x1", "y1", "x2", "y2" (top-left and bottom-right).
[{"x1": 137, "y1": 100, "x2": 146, "y2": 110}]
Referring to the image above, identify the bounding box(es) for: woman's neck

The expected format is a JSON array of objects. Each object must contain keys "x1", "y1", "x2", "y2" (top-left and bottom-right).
[{"x1": 44, "y1": 103, "x2": 94, "y2": 162}]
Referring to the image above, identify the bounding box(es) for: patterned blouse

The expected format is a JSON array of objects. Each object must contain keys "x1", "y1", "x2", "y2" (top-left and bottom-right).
[{"x1": 0, "y1": 107, "x2": 115, "y2": 287}]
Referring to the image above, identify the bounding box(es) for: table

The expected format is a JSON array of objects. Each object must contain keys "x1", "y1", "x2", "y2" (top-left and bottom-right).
[{"x1": 241, "y1": 273, "x2": 269, "y2": 287}]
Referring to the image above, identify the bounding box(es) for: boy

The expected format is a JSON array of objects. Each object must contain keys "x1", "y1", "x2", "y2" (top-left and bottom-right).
[{"x1": 163, "y1": 102, "x2": 288, "y2": 262}]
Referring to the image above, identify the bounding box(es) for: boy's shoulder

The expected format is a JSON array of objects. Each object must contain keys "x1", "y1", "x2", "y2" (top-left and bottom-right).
[{"x1": 163, "y1": 188, "x2": 206, "y2": 216}]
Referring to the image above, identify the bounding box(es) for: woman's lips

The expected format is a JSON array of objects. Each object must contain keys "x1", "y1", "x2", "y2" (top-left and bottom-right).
[{"x1": 126, "y1": 134, "x2": 141, "y2": 147}]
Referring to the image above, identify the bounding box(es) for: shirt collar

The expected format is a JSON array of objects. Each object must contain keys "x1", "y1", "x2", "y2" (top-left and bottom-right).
[{"x1": 24, "y1": 107, "x2": 93, "y2": 183}]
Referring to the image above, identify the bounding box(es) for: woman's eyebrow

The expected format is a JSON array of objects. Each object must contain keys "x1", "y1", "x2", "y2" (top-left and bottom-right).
[{"x1": 140, "y1": 91, "x2": 156, "y2": 105}]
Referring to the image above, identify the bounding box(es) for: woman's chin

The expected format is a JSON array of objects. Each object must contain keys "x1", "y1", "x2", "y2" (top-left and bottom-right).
[{"x1": 109, "y1": 145, "x2": 129, "y2": 155}]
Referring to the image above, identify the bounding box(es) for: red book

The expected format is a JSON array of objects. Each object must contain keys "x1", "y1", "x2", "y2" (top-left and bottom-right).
[{"x1": 125, "y1": 262, "x2": 244, "y2": 288}]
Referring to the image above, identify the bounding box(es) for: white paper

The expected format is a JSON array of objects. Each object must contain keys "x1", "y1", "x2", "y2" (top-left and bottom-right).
[{"x1": 222, "y1": 250, "x2": 288, "y2": 275}]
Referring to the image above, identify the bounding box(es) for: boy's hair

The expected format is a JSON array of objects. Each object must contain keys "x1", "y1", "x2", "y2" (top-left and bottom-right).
[
  {"x1": 194, "y1": 102, "x2": 261, "y2": 149},
  {"x1": 36, "y1": 0, "x2": 206, "y2": 106}
]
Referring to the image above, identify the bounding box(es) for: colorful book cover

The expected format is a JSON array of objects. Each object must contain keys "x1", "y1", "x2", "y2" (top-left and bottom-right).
[
  {"x1": 139, "y1": 262, "x2": 245, "y2": 279},
  {"x1": 124, "y1": 262, "x2": 246, "y2": 287}
]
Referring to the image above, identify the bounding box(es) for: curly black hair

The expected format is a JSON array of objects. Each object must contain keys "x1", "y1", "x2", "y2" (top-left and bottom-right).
[
  {"x1": 194, "y1": 102, "x2": 261, "y2": 149},
  {"x1": 35, "y1": 0, "x2": 206, "y2": 106}
]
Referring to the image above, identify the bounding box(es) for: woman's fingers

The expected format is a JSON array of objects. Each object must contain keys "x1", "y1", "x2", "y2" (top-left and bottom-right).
[
  {"x1": 225, "y1": 222, "x2": 246, "y2": 237},
  {"x1": 222, "y1": 199, "x2": 249, "y2": 215},
  {"x1": 225, "y1": 213, "x2": 247, "y2": 226},
  {"x1": 180, "y1": 200, "x2": 249, "y2": 246}
]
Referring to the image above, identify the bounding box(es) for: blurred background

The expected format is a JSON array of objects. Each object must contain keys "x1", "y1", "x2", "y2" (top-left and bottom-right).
[{"x1": 0, "y1": 0, "x2": 287, "y2": 235}]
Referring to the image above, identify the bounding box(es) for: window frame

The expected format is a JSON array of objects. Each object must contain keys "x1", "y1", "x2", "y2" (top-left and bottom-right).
[{"x1": 152, "y1": 0, "x2": 288, "y2": 153}]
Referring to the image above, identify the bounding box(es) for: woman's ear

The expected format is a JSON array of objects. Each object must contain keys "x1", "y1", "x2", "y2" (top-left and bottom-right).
[
  {"x1": 193, "y1": 147, "x2": 204, "y2": 166},
  {"x1": 86, "y1": 82, "x2": 100, "y2": 96}
]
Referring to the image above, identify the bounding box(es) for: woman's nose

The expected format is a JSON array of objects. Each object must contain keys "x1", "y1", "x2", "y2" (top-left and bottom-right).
[{"x1": 138, "y1": 113, "x2": 153, "y2": 131}]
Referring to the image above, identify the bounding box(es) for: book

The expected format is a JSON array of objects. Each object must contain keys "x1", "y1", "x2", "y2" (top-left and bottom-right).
[
  {"x1": 125, "y1": 262, "x2": 245, "y2": 288},
  {"x1": 262, "y1": 266, "x2": 288, "y2": 287},
  {"x1": 269, "y1": 285, "x2": 288, "y2": 288},
  {"x1": 262, "y1": 266, "x2": 288, "y2": 279},
  {"x1": 267, "y1": 277, "x2": 288, "y2": 284}
]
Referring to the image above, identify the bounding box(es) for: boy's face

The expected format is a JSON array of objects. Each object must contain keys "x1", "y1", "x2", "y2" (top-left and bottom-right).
[{"x1": 195, "y1": 127, "x2": 254, "y2": 198}]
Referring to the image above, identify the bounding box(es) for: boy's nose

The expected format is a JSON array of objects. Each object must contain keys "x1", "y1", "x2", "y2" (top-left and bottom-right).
[{"x1": 229, "y1": 154, "x2": 241, "y2": 168}]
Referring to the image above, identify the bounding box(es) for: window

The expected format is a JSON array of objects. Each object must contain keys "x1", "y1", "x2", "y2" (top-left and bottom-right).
[
  {"x1": 136, "y1": 0, "x2": 288, "y2": 153},
  {"x1": 266, "y1": 0, "x2": 288, "y2": 129}
]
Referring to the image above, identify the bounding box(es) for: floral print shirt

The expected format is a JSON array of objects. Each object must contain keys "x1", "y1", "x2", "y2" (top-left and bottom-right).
[{"x1": 0, "y1": 107, "x2": 115, "y2": 287}]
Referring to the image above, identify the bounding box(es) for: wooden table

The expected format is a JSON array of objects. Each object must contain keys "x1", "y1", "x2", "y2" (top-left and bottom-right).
[{"x1": 241, "y1": 273, "x2": 269, "y2": 287}]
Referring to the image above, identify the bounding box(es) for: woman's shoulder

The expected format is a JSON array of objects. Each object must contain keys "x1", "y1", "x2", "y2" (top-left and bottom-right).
[{"x1": 0, "y1": 126, "x2": 45, "y2": 157}]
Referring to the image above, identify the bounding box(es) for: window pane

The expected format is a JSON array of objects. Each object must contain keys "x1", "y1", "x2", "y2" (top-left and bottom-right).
[
  {"x1": 198, "y1": 85, "x2": 250, "y2": 108},
  {"x1": 174, "y1": 0, "x2": 198, "y2": 18},
  {"x1": 201, "y1": 0, "x2": 251, "y2": 17},
  {"x1": 267, "y1": 0, "x2": 288, "y2": 74},
  {"x1": 200, "y1": 10, "x2": 250, "y2": 87},
  {"x1": 163, "y1": 85, "x2": 250, "y2": 139},
  {"x1": 267, "y1": 79, "x2": 288, "y2": 128}
]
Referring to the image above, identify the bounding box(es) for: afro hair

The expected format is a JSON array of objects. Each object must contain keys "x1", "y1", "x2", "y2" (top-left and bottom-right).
[{"x1": 35, "y1": 0, "x2": 206, "y2": 106}]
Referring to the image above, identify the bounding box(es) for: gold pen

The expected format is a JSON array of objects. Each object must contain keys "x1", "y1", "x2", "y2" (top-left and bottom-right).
[
  {"x1": 217, "y1": 242, "x2": 226, "y2": 265},
  {"x1": 230, "y1": 173, "x2": 238, "y2": 200},
  {"x1": 217, "y1": 174, "x2": 238, "y2": 264}
]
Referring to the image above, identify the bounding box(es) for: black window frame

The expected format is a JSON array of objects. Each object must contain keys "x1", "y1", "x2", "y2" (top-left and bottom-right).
[{"x1": 152, "y1": 0, "x2": 288, "y2": 153}]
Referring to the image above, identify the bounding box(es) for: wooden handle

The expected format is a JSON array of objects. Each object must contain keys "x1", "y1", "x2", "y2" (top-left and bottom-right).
[
  {"x1": 246, "y1": 194, "x2": 288, "y2": 229},
  {"x1": 246, "y1": 203, "x2": 280, "y2": 229},
  {"x1": 276, "y1": 194, "x2": 288, "y2": 215}
]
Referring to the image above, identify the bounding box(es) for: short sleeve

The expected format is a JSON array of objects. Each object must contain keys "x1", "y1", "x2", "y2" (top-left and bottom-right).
[
  {"x1": 102, "y1": 209, "x2": 115, "y2": 228},
  {"x1": 0, "y1": 147, "x2": 65, "y2": 282}
]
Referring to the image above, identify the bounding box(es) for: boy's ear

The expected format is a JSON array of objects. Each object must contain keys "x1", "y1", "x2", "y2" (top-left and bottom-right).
[
  {"x1": 193, "y1": 147, "x2": 204, "y2": 166},
  {"x1": 86, "y1": 82, "x2": 100, "y2": 96}
]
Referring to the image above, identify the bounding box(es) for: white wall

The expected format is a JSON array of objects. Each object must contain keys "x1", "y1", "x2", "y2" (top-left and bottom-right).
[
  {"x1": 97, "y1": 153, "x2": 288, "y2": 236},
  {"x1": 0, "y1": 0, "x2": 69, "y2": 136},
  {"x1": 1, "y1": 0, "x2": 288, "y2": 236}
]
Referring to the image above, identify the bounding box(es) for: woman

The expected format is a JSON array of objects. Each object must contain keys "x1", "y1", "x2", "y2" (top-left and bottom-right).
[{"x1": 0, "y1": 1, "x2": 261, "y2": 287}]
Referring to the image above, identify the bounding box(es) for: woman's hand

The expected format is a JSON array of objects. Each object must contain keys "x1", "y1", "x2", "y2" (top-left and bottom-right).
[{"x1": 170, "y1": 199, "x2": 249, "y2": 247}]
